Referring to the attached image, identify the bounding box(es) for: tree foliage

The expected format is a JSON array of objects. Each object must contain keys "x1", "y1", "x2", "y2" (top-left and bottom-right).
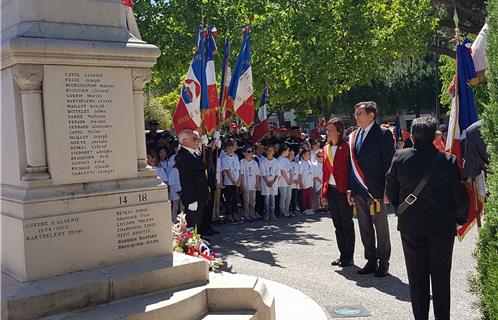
[{"x1": 135, "y1": 0, "x2": 436, "y2": 113}]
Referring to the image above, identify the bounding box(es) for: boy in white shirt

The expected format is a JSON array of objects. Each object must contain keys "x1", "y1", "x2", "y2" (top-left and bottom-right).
[
  {"x1": 240, "y1": 146, "x2": 260, "y2": 221},
  {"x1": 299, "y1": 149, "x2": 315, "y2": 215},
  {"x1": 260, "y1": 145, "x2": 280, "y2": 221},
  {"x1": 277, "y1": 145, "x2": 293, "y2": 217},
  {"x1": 288, "y1": 149, "x2": 300, "y2": 215},
  {"x1": 222, "y1": 139, "x2": 241, "y2": 222},
  {"x1": 312, "y1": 148, "x2": 324, "y2": 212}
]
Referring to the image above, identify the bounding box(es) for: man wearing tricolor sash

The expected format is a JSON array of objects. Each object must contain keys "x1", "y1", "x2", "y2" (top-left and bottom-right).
[{"x1": 348, "y1": 101, "x2": 395, "y2": 277}]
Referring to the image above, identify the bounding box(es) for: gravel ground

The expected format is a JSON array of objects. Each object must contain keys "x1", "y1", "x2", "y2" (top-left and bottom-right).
[{"x1": 208, "y1": 211, "x2": 480, "y2": 320}]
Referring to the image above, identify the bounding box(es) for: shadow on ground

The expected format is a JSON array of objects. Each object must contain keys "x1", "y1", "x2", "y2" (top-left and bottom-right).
[
  {"x1": 209, "y1": 213, "x2": 329, "y2": 268},
  {"x1": 335, "y1": 266, "x2": 411, "y2": 302}
]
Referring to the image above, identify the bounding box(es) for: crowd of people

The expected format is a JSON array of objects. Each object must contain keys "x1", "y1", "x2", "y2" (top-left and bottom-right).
[{"x1": 146, "y1": 101, "x2": 475, "y2": 320}]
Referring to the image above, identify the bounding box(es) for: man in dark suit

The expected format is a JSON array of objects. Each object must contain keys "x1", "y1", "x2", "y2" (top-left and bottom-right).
[
  {"x1": 347, "y1": 101, "x2": 395, "y2": 277},
  {"x1": 176, "y1": 129, "x2": 210, "y2": 235},
  {"x1": 385, "y1": 117, "x2": 469, "y2": 320}
]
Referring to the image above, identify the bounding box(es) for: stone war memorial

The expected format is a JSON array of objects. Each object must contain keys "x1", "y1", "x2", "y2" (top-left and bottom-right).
[{"x1": 0, "y1": 0, "x2": 326, "y2": 319}]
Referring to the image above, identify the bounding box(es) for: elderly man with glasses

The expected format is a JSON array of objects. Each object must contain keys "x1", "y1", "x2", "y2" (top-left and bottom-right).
[{"x1": 176, "y1": 129, "x2": 210, "y2": 235}]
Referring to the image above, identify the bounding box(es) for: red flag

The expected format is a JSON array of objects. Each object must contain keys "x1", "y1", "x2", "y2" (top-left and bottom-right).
[
  {"x1": 122, "y1": 0, "x2": 134, "y2": 8},
  {"x1": 203, "y1": 26, "x2": 219, "y2": 135}
]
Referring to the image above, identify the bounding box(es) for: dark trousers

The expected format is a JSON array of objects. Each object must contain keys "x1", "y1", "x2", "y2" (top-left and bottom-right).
[
  {"x1": 401, "y1": 233, "x2": 455, "y2": 320},
  {"x1": 255, "y1": 190, "x2": 264, "y2": 215},
  {"x1": 185, "y1": 204, "x2": 205, "y2": 234},
  {"x1": 354, "y1": 196, "x2": 391, "y2": 263},
  {"x1": 327, "y1": 186, "x2": 355, "y2": 261},
  {"x1": 203, "y1": 187, "x2": 215, "y2": 232},
  {"x1": 290, "y1": 188, "x2": 299, "y2": 213},
  {"x1": 224, "y1": 185, "x2": 239, "y2": 217}
]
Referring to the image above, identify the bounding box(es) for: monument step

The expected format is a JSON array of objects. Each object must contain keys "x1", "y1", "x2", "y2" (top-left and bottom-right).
[
  {"x1": 198, "y1": 312, "x2": 257, "y2": 320},
  {"x1": 40, "y1": 273, "x2": 273, "y2": 320},
  {"x1": 2, "y1": 253, "x2": 209, "y2": 320}
]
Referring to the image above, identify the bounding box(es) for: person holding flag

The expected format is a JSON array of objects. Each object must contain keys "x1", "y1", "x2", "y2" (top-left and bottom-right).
[{"x1": 226, "y1": 27, "x2": 255, "y2": 127}]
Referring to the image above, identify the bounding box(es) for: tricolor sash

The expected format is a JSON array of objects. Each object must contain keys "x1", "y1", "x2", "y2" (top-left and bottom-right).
[
  {"x1": 324, "y1": 143, "x2": 335, "y2": 176},
  {"x1": 349, "y1": 129, "x2": 381, "y2": 215}
]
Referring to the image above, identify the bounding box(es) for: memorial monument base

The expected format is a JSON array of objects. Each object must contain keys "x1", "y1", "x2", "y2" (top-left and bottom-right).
[{"x1": 1, "y1": 253, "x2": 276, "y2": 320}]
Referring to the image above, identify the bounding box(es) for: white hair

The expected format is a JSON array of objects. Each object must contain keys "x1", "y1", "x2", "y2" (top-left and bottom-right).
[{"x1": 178, "y1": 129, "x2": 194, "y2": 144}]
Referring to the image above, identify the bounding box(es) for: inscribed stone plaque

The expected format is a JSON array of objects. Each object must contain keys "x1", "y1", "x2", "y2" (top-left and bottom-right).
[
  {"x1": 18, "y1": 199, "x2": 171, "y2": 280},
  {"x1": 43, "y1": 65, "x2": 137, "y2": 184}
]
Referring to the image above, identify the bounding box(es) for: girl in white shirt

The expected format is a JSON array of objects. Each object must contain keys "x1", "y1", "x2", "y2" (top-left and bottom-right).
[
  {"x1": 288, "y1": 149, "x2": 300, "y2": 215},
  {"x1": 222, "y1": 140, "x2": 241, "y2": 222},
  {"x1": 260, "y1": 145, "x2": 280, "y2": 221},
  {"x1": 240, "y1": 146, "x2": 260, "y2": 220},
  {"x1": 299, "y1": 149, "x2": 315, "y2": 215},
  {"x1": 312, "y1": 148, "x2": 324, "y2": 212},
  {"x1": 277, "y1": 145, "x2": 293, "y2": 217}
]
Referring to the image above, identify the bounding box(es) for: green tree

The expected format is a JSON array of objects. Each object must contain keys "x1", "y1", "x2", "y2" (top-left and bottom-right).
[{"x1": 134, "y1": 0, "x2": 436, "y2": 118}]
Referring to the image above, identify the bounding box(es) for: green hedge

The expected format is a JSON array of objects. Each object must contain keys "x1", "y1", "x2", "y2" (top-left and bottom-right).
[{"x1": 475, "y1": 1, "x2": 498, "y2": 319}]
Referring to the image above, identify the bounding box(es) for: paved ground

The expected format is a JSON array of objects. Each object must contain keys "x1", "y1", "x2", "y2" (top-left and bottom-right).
[{"x1": 208, "y1": 211, "x2": 480, "y2": 320}]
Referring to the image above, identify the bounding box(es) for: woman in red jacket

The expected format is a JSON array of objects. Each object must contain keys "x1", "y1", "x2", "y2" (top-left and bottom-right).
[{"x1": 321, "y1": 118, "x2": 355, "y2": 267}]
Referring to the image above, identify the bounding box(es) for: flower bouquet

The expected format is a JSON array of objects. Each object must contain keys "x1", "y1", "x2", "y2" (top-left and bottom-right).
[{"x1": 172, "y1": 212, "x2": 224, "y2": 271}]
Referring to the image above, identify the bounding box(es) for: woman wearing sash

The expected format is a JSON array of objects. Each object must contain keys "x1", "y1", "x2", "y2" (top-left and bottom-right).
[{"x1": 321, "y1": 118, "x2": 355, "y2": 267}]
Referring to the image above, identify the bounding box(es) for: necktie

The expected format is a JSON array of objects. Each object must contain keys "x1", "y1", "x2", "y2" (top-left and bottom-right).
[{"x1": 356, "y1": 129, "x2": 365, "y2": 152}]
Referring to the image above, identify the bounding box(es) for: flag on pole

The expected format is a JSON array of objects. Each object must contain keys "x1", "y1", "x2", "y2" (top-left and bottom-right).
[
  {"x1": 251, "y1": 86, "x2": 270, "y2": 143},
  {"x1": 203, "y1": 25, "x2": 219, "y2": 135},
  {"x1": 446, "y1": 39, "x2": 482, "y2": 240},
  {"x1": 219, "y1": 37, "x2": 232, "y2": 123},
  {"x1": 394, "y1": 112, "x2": 402, "y2": 141},
  {"x1": 226, "y1": 28, "x2": 255, "y2": 127},
  {"x1": 173, "y1": 26, "x2": 205, "y2": 134}
]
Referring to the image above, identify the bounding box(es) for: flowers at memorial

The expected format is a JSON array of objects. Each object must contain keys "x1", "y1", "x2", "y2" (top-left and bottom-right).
[{"x1": 172, "y1": 213, "x2": 223, "y2": 271}]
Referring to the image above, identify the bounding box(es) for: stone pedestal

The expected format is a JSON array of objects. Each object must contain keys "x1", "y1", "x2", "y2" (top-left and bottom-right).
[{"x1": 0, "y1": 0, "x2": 166, "y2": 282}]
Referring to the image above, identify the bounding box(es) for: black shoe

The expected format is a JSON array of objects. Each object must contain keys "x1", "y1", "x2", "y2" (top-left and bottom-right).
[
  {"x1": 374, "y1": 263, "x2": 389, "y2": 277},
  {"x1": 331, "y1": 258, "x2": 341, "y2": 266},
  {"x1": 339, "y1": 260, "x2": 354, "y2": 267},
  {"x1": 357, "y1": 261, "x2": 378, "y2": 274}
]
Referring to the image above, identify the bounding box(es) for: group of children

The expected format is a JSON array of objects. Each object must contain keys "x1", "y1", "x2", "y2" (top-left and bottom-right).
[
  {"x1": 152, "y1": 134, "x2": 327, "y2": 224},
  {"x1": 215, "y1": 139, "x2": 326, "y2": 223}
]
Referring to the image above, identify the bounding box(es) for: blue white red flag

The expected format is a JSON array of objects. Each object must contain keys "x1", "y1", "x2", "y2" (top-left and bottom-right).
[
  {"x1": 203, "y1": 25, "x2": 219, "y2": 134},
  {"x1": 173, "y1": 26, "x2": 205, "y2": 134},
  {"x1": 226, "y1": 28, "x2": 254, "y2": 127},
  {"x1": 446, "y1": 39, "x2": 483, "y2": 240},
  {"x1": 219, "y1": 37, "x2": 232, "y2": 123},
  {"x1": 251, "y1": 86, "x2": 270, "y2": 142}
]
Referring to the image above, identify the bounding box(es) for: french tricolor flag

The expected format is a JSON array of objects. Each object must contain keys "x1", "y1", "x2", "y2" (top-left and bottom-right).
[
  {"x1": 202, "y1": 25, "x2": 219, "y2": 135},
  {"x1": 226, "y1": 28, "x2": 254, "y2": 127},
  {"x1": 172, "y1": 26, "x2": 205, "y2": 134},
  {"x1": 251, "y1": 86, "x2": 270, "y2": 143}
]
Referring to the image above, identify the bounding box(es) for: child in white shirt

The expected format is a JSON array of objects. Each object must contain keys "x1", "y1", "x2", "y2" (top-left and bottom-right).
[
  {"x1": 260, "y1": 145, "x2": 280, "y2": 221},
  {"x1": 288, "y1": 149, "x2": 300, "y2": 215},
  {"x1": 240, "y1": 146, "x2": 260, "y2": 221},
  {"x1": 312, "y1": 149, "x2": 324, "y2": 212},
  {"x1": 299, "y1": 149, "x2": 315, "y2": 215},
  {"x1": 277, "y1": 145, "x2": 293, "y2": 217},
  {"x1": 222, "y1": 139, "x2": 241, "y2": 222}
]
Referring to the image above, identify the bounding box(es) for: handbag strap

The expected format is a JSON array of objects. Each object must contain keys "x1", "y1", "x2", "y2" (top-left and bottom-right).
[{"x1": 396, "y1": 152, "x2": 444, "y2": 217}]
